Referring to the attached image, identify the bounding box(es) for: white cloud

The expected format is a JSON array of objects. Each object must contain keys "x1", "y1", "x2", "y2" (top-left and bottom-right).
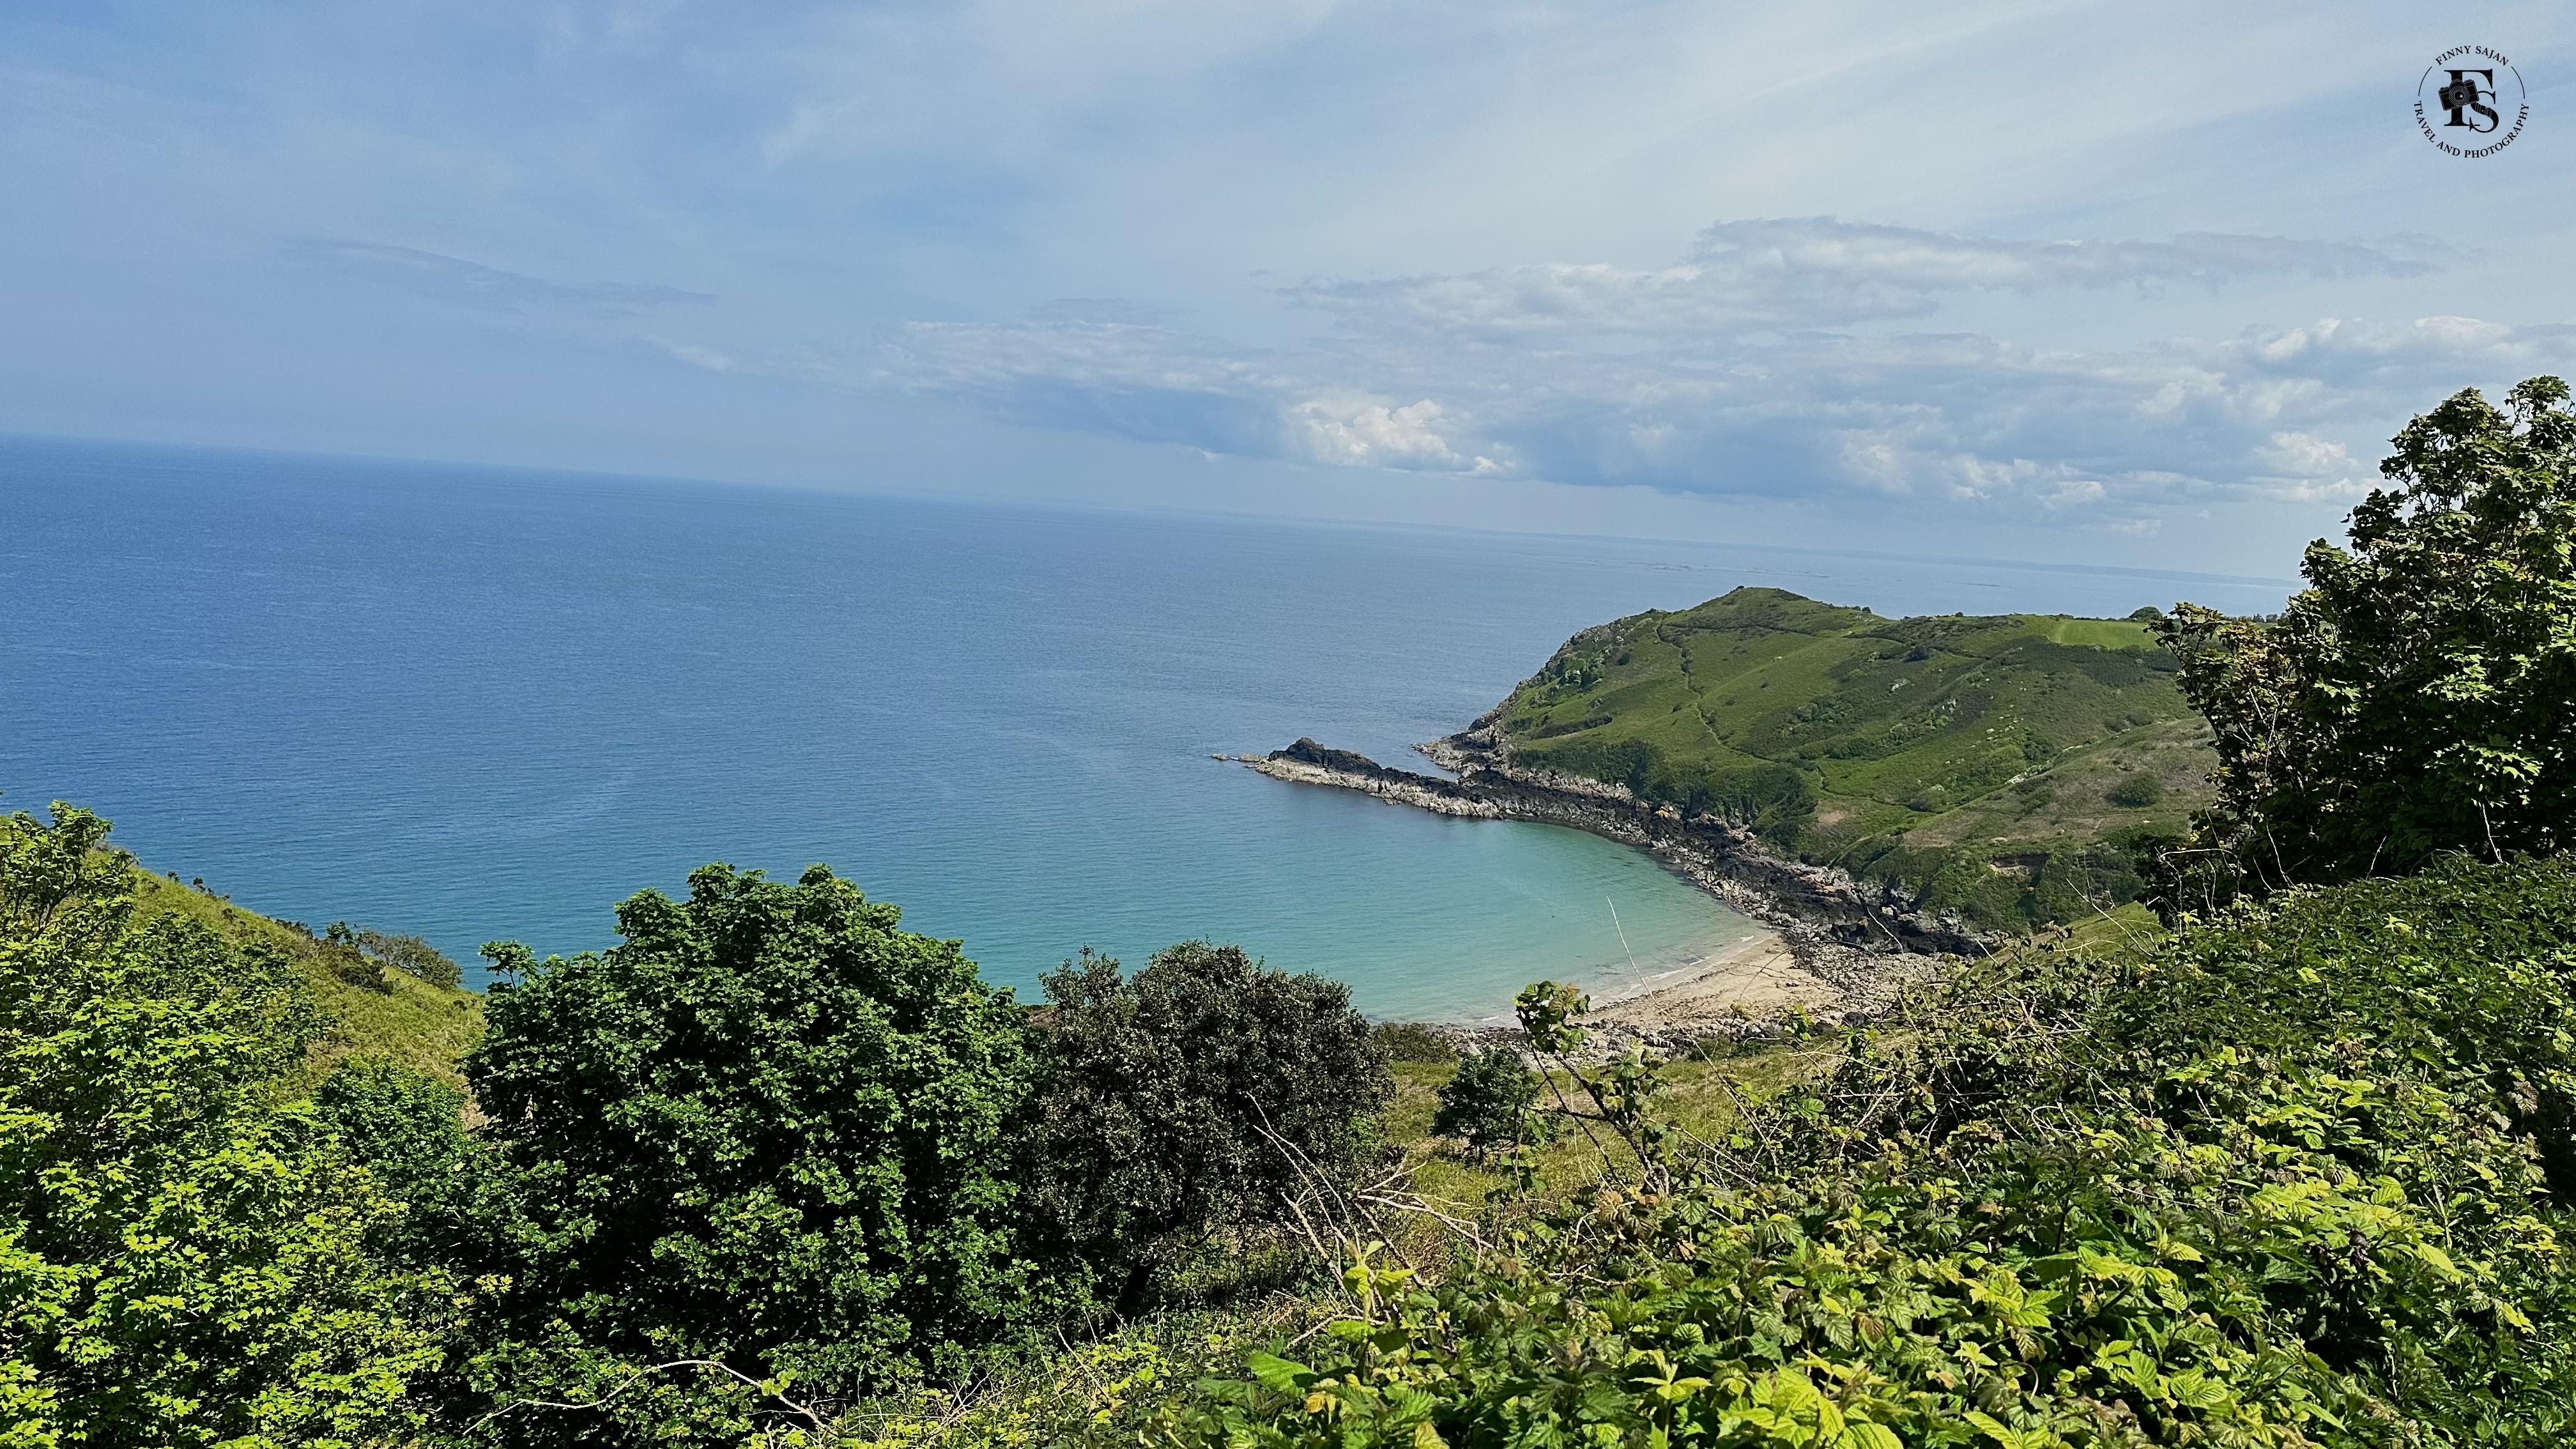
[
  {"x1": 1287, "y1": 393, "x2": 1500, "y2": 472},
  {"x1": 686, "y1": 217, "x2": 2574, "y2": 530},
  {"x1": 1287, "y1": 218, "x2": 2430, "y2": 340},
  {"x1": 2250, "y1": 430, "x2": 2370, "y2": 500}
]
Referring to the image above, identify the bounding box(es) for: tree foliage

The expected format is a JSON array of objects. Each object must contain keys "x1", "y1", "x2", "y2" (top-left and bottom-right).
[
  {"x1": 1032, "y1": 943, "x2": 1393, "y2": 1315},
  {"x1": 0, "y1": 803, "x2": 452, "y2": 1448},
  {"x1": 2158, "y1": 375, "x2": 2576, "y2": 907},
  {"x1": 463, "y1": 862, "x2": 1050, "y2": 1405},
  {"x1": 312, "y1": 1054, "x2": 486, "y2": 1272},
  {"x1": 1429, "y1": 1045, "x2": 1543, "y2": 1162}
]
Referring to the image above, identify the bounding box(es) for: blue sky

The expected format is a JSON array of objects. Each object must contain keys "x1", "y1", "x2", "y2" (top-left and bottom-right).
[{"x1": 4, "y1": 1, "x2": 2572, "y2": 573}]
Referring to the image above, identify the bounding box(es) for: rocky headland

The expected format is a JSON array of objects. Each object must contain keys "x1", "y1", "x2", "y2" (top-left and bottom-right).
[{"x1": 1227, "y1": 721, "x2": 1984, "y2": 1050}]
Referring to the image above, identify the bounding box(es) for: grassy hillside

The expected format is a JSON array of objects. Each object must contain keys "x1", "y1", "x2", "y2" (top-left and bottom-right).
[
  {"x1": 128, "y1": 867, "x2": 482, "y2": 1086},
  {"x1": 1492, "y1": 586, "x2": 2214, "y2": 928}
]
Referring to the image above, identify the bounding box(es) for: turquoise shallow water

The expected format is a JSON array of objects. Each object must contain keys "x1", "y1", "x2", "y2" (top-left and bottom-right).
[{"x1": 0, "y1": 437, "x2": 2289, "y2": 1019}]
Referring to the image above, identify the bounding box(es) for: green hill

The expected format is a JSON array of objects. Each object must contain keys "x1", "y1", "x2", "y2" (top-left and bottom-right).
[
  {"x1": 1486, "y1": 586, "x2": 2215, "y2": 928},
  {"x1": 128, "y1": 866, "x2": 482, "y2": 1086}
]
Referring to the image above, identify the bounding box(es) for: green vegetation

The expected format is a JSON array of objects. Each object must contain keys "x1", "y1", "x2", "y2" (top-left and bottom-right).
[
  {"x1": 127, "y1": 866, "x2": 483, "y2": 1086},
  {"x1": 1158, "y1": 857, "x2": 2576, "y2": 1447},
  {"x1": 328, "y1": 921, "x2": 466, "y2": 989},
  {"x1": 13, "y1": 376, "x2": 2576, "y2": 1445},
  {"x1": 2158, "y1": 376, "x2": 2576, "y2": 911},
  {"x1": 0, "y1": 802, "x2": 1398, "y2": 1446},
  {"x1": 1, "y1": 806, "x2": 457, "y2": 1448},
  {"x1": 1429, "y1": 1045, "x2": 1545, "y2": 1162},
  {"x1": 1494, "y1": 590, "x2": 2211, "y2": 928},
  {"x1": 1034, "y1": 944, "x2": 1394, "y2": 1318},
  {"x1": 457, "y1": 861, "x2": 1061, "y2": 1427}
]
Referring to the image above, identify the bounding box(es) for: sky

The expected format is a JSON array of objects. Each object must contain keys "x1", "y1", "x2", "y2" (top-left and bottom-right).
[{"x1": 4, "y1": 1, "x2": 2572, "y2": 574}]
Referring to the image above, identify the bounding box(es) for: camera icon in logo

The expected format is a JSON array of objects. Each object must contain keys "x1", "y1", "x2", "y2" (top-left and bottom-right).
[{"x1": 2416, "y1": 49, "x2": 2526, "y2": 156}]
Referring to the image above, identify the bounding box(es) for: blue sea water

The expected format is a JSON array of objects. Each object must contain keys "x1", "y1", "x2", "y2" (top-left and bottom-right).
[{"x1": 0, "y1": 437, "x2": 2292, "y2": 1020}]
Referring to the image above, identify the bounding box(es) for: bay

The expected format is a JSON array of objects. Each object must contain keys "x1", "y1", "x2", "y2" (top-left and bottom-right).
[{"x1": 0, "y1": 437, "x2": 2290, "y2": 1020}]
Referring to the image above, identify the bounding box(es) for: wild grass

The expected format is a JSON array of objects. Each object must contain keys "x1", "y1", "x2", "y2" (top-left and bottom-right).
[
  {"x1": 1501, "y1": 587, "x2": 2215, "y2": 926},
  {"x1": 129, "y1": 868, "x2": 483, "y2": 1087}
]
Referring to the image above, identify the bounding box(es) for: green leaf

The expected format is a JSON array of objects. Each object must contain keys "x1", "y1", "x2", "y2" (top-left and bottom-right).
[{"x1": 1245, "y1": 1351, "x2": 1315, "y2": 1393}]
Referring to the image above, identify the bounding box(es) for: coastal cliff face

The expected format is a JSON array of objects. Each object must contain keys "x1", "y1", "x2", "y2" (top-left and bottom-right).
[
  {"x1": 1252, "y1": 735, "x2": 1982, "y2": 956},
  {"x1": 1237, "y1": 733, "x2": 1981, "y2": 1033}
]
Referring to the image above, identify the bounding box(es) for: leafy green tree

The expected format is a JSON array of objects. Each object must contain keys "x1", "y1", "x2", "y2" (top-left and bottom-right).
[
  {"x1": 1, "y1": 803, "x2": 452, "y2": 1448},
  {"x1": 1032, "y1": 942, "x2": 1392, "y2": 1315},
  {"x1": 358, "y1": 928, "x2": 463, "y2": 988},
  {"x1": 1429, "y1": 1045, "x2": 1544, "y2": 1161},
  {"x1": 2158, "y1": 376, "x2": 2576, "y2": 907},
  {"x1": 463, "y1": 862, "x2": 1049, "y2": 1406}
]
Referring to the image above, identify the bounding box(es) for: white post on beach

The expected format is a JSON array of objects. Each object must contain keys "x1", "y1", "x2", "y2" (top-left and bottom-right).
[{"x1": 1607, "y1": 896, "x2": 1643, "y2": 991}]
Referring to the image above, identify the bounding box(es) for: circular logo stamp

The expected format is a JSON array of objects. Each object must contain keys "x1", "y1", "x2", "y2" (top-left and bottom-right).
[{"x1": 2417, "y1": 47, "x2": 2527, "y2": 157}]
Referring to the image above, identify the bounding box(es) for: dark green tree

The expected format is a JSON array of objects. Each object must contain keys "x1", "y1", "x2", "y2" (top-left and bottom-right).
[
  {"x1": 2158, "y1": 376, "x2": 2576, "y2": 907},
  {"x1": 1430, "y1": 1045, "x2": 1544, "y2": 1161},
  {"x1": 463, "y1": 862, "x2": 1049, "y2": 1402},
  {"x1": 1, "y1": 804, "x2": 452, "y2": 1447},
  {"x1": 1032, "y1": 942, "x2": 1393, "y2": 1315}
]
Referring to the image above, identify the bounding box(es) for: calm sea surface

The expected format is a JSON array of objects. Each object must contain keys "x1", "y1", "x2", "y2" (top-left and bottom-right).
[{"x1": 0, "y1": 438, "x2": 2292, "y2": 1020}]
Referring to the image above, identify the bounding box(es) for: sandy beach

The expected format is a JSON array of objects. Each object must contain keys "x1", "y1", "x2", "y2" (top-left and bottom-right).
[{"x1": 1580, "y1": 929, "x2": 1840, "y2": 1033}]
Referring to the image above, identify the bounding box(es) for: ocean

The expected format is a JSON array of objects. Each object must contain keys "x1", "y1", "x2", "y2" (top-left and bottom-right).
[{"x1": 0, "y1": 436, "x2": 2292, "y2": 1020}]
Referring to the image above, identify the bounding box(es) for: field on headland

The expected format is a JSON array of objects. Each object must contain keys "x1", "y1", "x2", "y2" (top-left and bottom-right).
[{"x1": 1486, "y1": 585, "x2": 2214, "y2": 929}]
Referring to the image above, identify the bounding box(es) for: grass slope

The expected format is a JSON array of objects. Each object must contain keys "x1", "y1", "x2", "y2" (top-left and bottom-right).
[
  {"x1": 1494, "y1": 586, "x2": 2214, "y2": 928},
  {"x1": 129, "y1": 868, "x2": 482, "y2": 1087}
]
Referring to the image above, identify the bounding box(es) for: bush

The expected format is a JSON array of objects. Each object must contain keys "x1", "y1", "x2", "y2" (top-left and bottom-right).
[
  {"x1": 312, "y1": 1055, "x2": 485, "y2": 1270},
  {"x1": 1031, "y1": 942, "x2": 1393, "y2": 1316},
  {"x1": 358, "y1": 928, "x2": 462, "y2": 988},
  {"x1": 1367, "y1": 1020, "x2": 1457, "y2": 1063},
  {"x1": 463, "y1": 862, "x2": 1051, "y2": 1407},
  {"x1": 1, "y1": 804, "x2": 451, "y2": 1448},
  {"x1": 2104, "y1": 772, "x2": 2164, "y2": 808},
  {"x1": 1159, "y1": 857, "x2": 2576, "y2": 1446},
  {"x1": 320, "y1": 921, "x2": 463, "y2": 990},
  {"x1": 1429, "y1": 1045, "x2": 1542, "y2": 1160}
]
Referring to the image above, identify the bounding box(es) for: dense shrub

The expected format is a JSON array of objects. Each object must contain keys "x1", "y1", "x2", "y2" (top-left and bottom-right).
[
  {"x1": 462, "y1": 862, "x2": 1054, "y2": 1414},
  {"x1": 2104, "y1": 772, "x2": 2163, "y2": 808},
  {"x1": 1160, "y1": 856, "x2": 2576, "y2": 1446},
  {"x1": 313, "y1": 1055, "x2": 487, "y2": 1271},
  {"x1": 1428, "y1": 1045, "x2": 1542, "y2": 1161},
  {"x1": 1368, "y1": 1020, "x2": 1459, "y2": 1064},
  {"x1": 1032, "y1": 943, "x2": 1394, "y2": 1316}
]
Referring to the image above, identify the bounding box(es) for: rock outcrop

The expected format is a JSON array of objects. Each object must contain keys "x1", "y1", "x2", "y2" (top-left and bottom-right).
[{"x1": 1232, "y1": 729, "x2": 1987, "y2": 1033}]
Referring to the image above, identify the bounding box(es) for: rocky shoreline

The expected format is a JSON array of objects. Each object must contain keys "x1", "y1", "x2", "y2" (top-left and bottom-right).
[{"x1": 1226, "y1": 721, "x2": 1984, "y2": 1050}]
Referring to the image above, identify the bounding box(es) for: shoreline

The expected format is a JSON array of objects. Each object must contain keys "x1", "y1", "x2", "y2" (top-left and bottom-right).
[{"x1": 1226, "y1": 733, "x2": 1977, "y2": 1043}]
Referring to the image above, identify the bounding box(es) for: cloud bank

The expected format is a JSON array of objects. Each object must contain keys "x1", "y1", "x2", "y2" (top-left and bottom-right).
[{"x1": 806, "y1": 217, "x2": 2558, "y2": 529}]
